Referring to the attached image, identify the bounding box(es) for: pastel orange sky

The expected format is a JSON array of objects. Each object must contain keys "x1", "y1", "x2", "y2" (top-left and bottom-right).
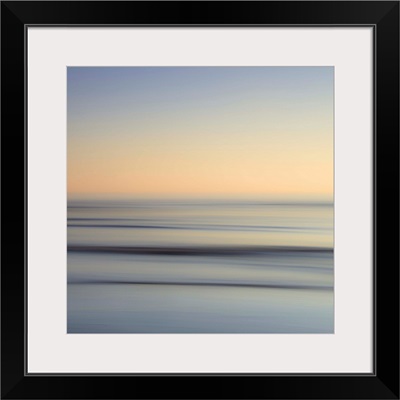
[{"x1": 68, "y1": 67, "x2": 333, "y2": 200}]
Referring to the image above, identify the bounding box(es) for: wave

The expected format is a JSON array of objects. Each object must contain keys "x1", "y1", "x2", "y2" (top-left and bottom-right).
[
  {"x1": 68, "y1": 279, "x2": 332, "y2": 291},
  {"x1": 68, "y1": 224, "x2": 184, "y2": 230},
  {"x1": 67, "y1": 245, "x2": 333, "y2": 257},
  {"x1": 67, "y1": 222, "x2": 325, "y2": 232}
]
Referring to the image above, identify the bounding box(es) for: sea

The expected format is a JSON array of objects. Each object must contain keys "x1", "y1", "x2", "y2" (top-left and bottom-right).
[{"x1": 67, "y1": 198, "x2": 334, "y2": 333}]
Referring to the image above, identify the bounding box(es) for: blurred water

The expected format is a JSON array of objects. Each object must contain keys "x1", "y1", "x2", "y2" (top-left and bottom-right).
[{"x1": 67, "y1": 199, "x2": 334, "y2": 333}]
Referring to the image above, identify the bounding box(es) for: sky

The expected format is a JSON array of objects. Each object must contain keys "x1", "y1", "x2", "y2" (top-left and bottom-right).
[{"x1": 67, "y1": 67, "x2": 333, "y2": 200}]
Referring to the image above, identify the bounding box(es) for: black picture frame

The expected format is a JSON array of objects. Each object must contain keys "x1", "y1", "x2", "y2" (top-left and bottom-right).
[{"x1": 2, "y1": 1, "x2": 399, "y2": 399}]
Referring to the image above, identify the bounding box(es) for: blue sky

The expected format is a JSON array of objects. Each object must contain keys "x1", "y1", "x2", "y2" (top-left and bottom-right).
[{"x1": 68, "y1": 66, "x2": 334, "y2": 198}]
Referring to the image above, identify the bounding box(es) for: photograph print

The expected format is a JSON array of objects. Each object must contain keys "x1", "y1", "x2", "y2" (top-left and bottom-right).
[{"x1": 67, "y1": 66, "x2": 334, "y2": 333}]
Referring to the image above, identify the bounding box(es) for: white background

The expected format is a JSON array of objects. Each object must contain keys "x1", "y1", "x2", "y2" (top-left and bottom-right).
[{"x1": 28, "y1": 27, "x2": 373, "y2": 373}]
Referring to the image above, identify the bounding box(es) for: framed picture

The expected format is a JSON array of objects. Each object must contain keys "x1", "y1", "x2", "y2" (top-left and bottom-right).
[{"x1": 2, "y1": 1, "x2": 399, "y2": 398}]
